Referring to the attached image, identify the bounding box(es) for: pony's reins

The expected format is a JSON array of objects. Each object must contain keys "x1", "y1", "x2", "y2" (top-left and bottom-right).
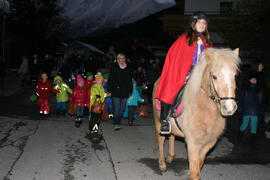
[{"x1": 209, "y1": 72, "x2": 236, "y2": 103}]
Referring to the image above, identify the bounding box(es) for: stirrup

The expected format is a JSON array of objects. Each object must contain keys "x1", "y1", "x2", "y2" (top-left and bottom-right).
[{"x1": 160, "y1": 120, "x2": 171, "y2": 135}]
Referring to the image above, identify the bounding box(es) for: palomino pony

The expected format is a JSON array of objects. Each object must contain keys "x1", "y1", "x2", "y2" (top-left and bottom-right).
[{"x1": 152, "y1": 48, "x2": 240, "y2": 180}]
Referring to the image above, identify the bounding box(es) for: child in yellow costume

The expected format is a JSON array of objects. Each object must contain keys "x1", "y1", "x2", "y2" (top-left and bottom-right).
[{"x1": 89, "y1": 73, "x2": 111, "y2": 134}]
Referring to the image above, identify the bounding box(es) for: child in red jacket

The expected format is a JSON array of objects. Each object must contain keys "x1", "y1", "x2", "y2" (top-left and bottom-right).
[
  {"x1": 36, "y1": 72, "x2": 60, "y2": 117},
  {"x1": 71, "y1": 75, "x2": 88, "y2": 127}
]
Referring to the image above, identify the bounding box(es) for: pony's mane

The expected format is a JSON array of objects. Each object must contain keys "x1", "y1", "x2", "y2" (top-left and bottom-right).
[{"x1": 182, "y1": 48, "x2": 240, "y2": 110}]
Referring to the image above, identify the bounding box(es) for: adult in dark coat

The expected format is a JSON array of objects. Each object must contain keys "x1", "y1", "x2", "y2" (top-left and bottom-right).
[
  {"x1": 239, "y1": 77, "x2": 264, "y2": 135},
  {"x1": 107, "y1": 53, "x2": 133, "y2": 130}
]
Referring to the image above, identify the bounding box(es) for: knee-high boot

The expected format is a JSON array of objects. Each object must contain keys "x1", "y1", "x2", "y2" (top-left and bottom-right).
[{"x1": 160, "y1": 101, "x2": 171, "y2": 134}]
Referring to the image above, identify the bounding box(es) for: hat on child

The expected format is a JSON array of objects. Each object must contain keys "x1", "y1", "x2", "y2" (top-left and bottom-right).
[
  {"x1": 86, "y1": 72, "x2": 92, "y2": 78},
  {"x1": 53, "y1": 75, "x2": 63, "y2": 84},
  {"x1": 77, "y1": 75, "x2": 84, "y2": 85},
  {"x1": 95, "y1": 72, "x2": 104, "y2": 81}
]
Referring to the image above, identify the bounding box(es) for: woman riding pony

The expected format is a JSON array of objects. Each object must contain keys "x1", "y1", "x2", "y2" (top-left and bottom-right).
[{"x1": 156, "y1": 12, "x2": 212, "y2": 134}]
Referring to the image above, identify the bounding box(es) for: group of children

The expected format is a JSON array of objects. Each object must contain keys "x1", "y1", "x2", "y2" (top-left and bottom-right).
[
  {"x1": 35, "y1": 71, "x2": 110, "y2": 133},
  {"x1": 35, "y1": 71, "x2": 144, "y2": 134}
]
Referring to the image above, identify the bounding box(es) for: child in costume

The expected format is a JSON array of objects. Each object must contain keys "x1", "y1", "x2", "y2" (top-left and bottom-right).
[
  {"x1": 71, "y1": 75, "x2": 88, "y2": 127},
  {"x1": 89, "y1": 73, "x2": 111, "y2": 134},
  {"x1": 156, "y1": 11, "x2": 212, "y2": 134},
  {"x1": 36, "y1": 72, "x2": 60, "y2": 117},
  {"x1": 53, "y1": 75, "x2": 73, "y2": 115},
  {"x1": 103, "y1": 73, "x2": 113, "y2": 118},
  {"x1": 124, "y1": 80, "x2": 144, "y2": 126}
]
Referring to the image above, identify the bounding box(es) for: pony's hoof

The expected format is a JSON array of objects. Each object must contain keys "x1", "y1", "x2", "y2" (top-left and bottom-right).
[
  {"x1": 159, "y1": 164, "x2": 167, "y2": 172},
  {"x1": 166, "y1": 155, "x2": 174, "y2": 163}
]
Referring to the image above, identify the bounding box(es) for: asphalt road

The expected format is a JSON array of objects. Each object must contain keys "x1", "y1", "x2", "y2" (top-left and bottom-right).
[{"x1": 1, "y1": 72, "x2": 270, "y2": 180}]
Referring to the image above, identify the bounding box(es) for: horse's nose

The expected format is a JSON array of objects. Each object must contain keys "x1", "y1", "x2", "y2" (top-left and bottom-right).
[
  {"x1": 222, "y1": 104, "x2": 231, "y2": 115},
  {"x1": 222, "y1": 102, "x2": 237, "y2": 116}
]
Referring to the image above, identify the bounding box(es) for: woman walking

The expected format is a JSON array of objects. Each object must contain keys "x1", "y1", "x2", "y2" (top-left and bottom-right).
[{"x1": 107, "y1": 53, "x2": 133, "y2": 130}]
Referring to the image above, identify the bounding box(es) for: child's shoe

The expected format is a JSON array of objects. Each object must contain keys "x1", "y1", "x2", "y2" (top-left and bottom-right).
[
  {"x1": 75, "y1": 122, "x2": 80, "y2": 127},
  {"x1": 128, "y1": 119, "x2": 132, "y2": 126},
  {"x1": 61, "y1": 110, "x2": 66, "y2": 116},
  {"x1": 43, "y1": 111, "x2": 49, "y2": 119},
  {"x1": 39, "y1": 112, "x2": 44, "y2": 119},
  {"x1": 109, "y1": 114, "x2": 114, "y2": 119},
  {"x1": 75, "y1": 118, "x2": 80, "y2": 128},
  {"x1": 88, "y1": 132, "x2": 103, "y2": 144},
  {"x1": 56, "y1": 109, "x2": 60, "y2": 115}
]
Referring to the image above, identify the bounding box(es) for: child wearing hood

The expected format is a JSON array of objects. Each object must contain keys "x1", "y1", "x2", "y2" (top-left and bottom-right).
[
  {"x1": 53, "y1": 75, "x2": 73, "y2": 115},
  {"x1": 125, "y1": 79, "x2": 144, "y2": 126},
  {"x1": 71, "y1": 75, "x2": 88, "y2": 127},
  {"x1": 36, "y1": 72, "x2": 60, "y2": 117}
]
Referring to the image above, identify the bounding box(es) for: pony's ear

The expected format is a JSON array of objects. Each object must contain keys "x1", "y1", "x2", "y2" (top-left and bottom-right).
[
  {"x1": 204, "y1": 48, "x2": 212, "y2": 63},
  {"x1": 233, "y1": 48, "x2": 239, "y2": 57}
]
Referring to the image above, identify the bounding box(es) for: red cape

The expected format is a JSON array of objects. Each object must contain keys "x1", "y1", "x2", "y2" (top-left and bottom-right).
[{"x1": 156, "y1": 33, "x2": 209, "y2": 104}]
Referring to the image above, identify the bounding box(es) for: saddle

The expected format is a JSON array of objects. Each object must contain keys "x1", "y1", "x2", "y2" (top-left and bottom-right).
[
  {"x1": 169, "y1": 84, "x2": 186, "y2": 118},
  {"x1": 155, "y1": 84, "x2": 185, "y2": 118}
]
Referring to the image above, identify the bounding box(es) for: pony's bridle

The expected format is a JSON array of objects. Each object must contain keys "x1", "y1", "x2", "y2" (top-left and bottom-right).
[{"x1": 209, "y1": 72, "x2": 236, "y2": 103}]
